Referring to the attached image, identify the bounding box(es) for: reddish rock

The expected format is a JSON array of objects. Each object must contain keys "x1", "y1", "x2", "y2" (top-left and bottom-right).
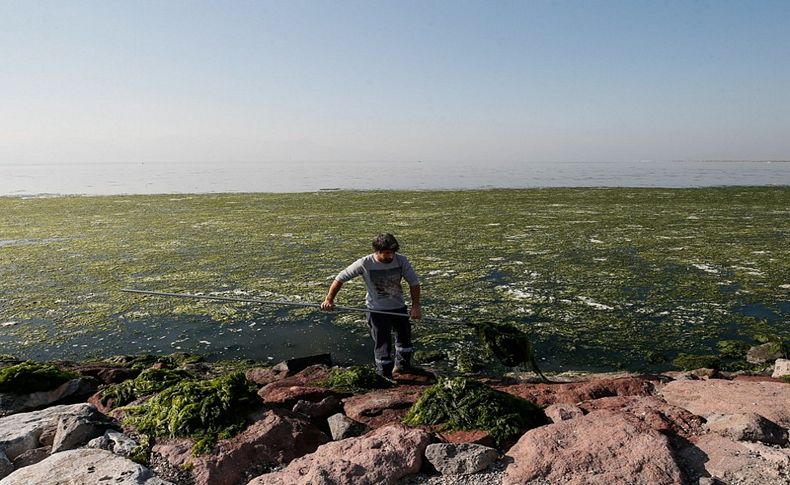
[
  {"x1": 392, "y1": 369, "x2": 437, "y2": 385},
  {"x1": 503, "y1": 410, "x2": 684, "y2": 485},
  {"x1": 732, "y1": 374, "x2": 786, "y2": 383},
  {"x1": 153, "y1": 409, "x2": 329, "y2": 485},
  {"x1": 578, "y1": 396, "x2": 705, "y2": 440},
  {"x1": 257, "y1": 364, "x2": 341, "y2": 407},
  {"x1": 86, "y1": 391, "x2": 115, "y2": 415},
  {"x1": 64, "y1": 364, "x2": 139, "y2": 385},
  {"x1": 497, "y1": 375, "x2": 663, "y2": 406},
  {"x1": 437, "y1": 430, "x2": 496, "y2": 448},
  {"x1": 258, "y1": 385, "x2": 339, "y2": 408},
  {"x1": 245, "y1": 366, "x2": 289, "y2": 386},
  {"x1": 248, "y1": 424, "x2": 431, "y2": 485},
  {"x1": 660, "y1": 379, "x2": 790, "y2": 427},
  {"x1": 343, "y1": 386, "x2": 425, "y2": 428}
]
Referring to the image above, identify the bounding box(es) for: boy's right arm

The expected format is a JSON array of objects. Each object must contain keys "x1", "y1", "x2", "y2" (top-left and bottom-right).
[{"x1": 321, "y1": 280, "x2": 344, "y2": 311}]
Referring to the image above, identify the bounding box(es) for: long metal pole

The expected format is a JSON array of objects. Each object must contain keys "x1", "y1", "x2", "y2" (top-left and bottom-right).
[{"x1": 120, "y1": 288, "x2": 465, "y2": 324}]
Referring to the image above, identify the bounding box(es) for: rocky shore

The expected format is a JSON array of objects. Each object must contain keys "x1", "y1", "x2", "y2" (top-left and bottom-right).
[{"x1": 0, "y1": 354, "x2": 788, "y2": 485}]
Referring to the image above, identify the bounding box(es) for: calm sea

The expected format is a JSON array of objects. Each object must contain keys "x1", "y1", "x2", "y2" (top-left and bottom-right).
[{"x1": 1, "y1": 160, "x2": 788, "y2": 195}]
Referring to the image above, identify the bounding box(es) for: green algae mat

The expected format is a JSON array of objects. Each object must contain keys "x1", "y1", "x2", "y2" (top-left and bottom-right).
[{"x1": 0, "y1": 188, "x2": 787, "y2": 372}]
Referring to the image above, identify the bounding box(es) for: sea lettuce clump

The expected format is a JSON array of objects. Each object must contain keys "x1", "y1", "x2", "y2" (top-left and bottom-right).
[
  {"x1": 403, "y1": 377, "x2": 547, "y2": 445},
  {"x1": 321, "y1": 366, "x2": 393, "y2": 394},
  {"x1": 123, "y1": 371, "x2": 258, "y2": 455},
  {"x1": 101, "y1": 368, "x2": 193, "y2": 406}
]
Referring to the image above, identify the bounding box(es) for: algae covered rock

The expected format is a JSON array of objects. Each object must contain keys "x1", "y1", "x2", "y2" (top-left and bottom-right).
[
  {"x1": 0, "y1": 361, "x2": 80, "y2": 395},
  {"x1": 122, "y1": 371, "x2": 259, "y2": 455},
  {"x1": 321, "y1": 366, "x2": 393, "y2": 394},
  {"x1": 403, "y1": 377, "x2": 547, "y2": 446},
  {"x1": 101, "y1": 368, "x2": 193, "y2": 407}
]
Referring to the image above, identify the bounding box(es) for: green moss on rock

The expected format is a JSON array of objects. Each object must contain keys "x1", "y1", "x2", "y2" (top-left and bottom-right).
[
  {"x1": 123, "y1": 371, "x2": 259, "y2": 456},
  {"x1": 403, "y1": 377, "x2": 547, "y2": 445},
  {"x1": 0, "y1": 361, "x2": 81, "y2": 394},
  {"x1": 321, "y1": 366, "x2": 393, "y2": 394},
  {"x1": 101, "y1": 368, "x2": 194, "y2": 406},
  {"x1": 672, "y1": 353, "x2": 720, "y2": 371},
  {"x1": 717, "y1": 340, "x2": 752, "y2": 359}
]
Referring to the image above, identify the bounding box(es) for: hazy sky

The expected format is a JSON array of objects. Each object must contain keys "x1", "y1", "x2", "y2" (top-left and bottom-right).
[{"x1": 1, "y1": 0, "x2": 788, "y2": 165}]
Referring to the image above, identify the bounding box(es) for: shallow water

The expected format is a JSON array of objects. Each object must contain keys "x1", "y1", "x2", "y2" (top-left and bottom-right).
[{"x1": 0, "y1": 188, "x2": 787, "y2": 372}]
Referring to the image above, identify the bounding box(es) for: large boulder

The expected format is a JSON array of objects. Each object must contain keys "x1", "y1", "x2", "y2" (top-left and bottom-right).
[
  {"x1": 578, "y1": 395, "x2": 705, "y2": 439},
  {"x1": 248, "y1": 424, "x2": 431, "y2": 485},
  {"x1": 660, "y1": 379, "x2": 790, "y2": 427},
  {"x1": 497, "y1": 375, "x2": 663, "y2": 406},
  {"x1": 680, "y1": 433, "x2": 790, "y2": 485},
  {"x1": 0, "y1": 448, "x2": 170, "y2": 484},
  {"x1": 0, "y1": 378, "x2": 97, "y2": 416},
  {"x1": 503, "y1": 410, "x2": 684, "y2": 485},
  {"x1": 343, "y1": 386, "x2": 424, "y2": 428},
  {"x1": 0, "y1": 403, "x2": 97, "y2": 461},
  {"x1": 152, "y1": 409, "x2": 328, "y2": 485},
  {"x1": 424, "y1": 443, "x2": 499, "y2": 475}
]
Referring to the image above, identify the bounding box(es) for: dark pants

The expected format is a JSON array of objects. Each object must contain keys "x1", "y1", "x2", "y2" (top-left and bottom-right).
[{"x1": 367, "y1": 306, "x2": 412, "y2": 376}]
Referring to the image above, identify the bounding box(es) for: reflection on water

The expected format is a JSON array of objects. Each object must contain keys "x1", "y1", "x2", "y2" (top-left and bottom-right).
[{"x1": 1, "y1": 160, "x2": 788, "y2": 195}]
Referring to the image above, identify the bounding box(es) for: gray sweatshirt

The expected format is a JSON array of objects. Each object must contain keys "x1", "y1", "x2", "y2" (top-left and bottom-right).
[{"x1": 335, "y1": 253, "x2": 419, "y2": 310}]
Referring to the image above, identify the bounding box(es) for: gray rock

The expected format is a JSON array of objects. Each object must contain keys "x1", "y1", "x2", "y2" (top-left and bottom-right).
[
  {"x1": 544, "y1": 403, "x2": 584, "y2": 423},
  {"x1": 683, "y1": 433, "x2": 790, "y2": 485},
  {"x1": 772, "y1": 358, "x2": 790, "y2": 378},
  {"x1": 51, "y1": 411, "x2": 112, "y2": 453},
  {"x1": 327, "y1": 413, "x2": 370, "y2": 440},
  {"x1": 425, "y1": 443, "x2": 499, "y2": 475},
  {"x1": 0, "y1": 378, "x2": 97, "y2": 417},
  {"x1": 87, "y1": 430, "x2": 138, "y2": 457},
  {"x1": 0, "y1": 403, "x2": 96, "y2": 461},
  {"x1": 293, "y1": 395, "x2": 342, "y2": 419},
  {"x1": 747, "y1": 343, "x2": 783, "y2": 365},
  {"x1": 0, "y1": 452, "x2": 11, "y2": 481},
  {"x1": 0, "y1": 448, "x2": 171, "y2": 485},
  {"x1": 705, "y1": 413, "x2": 789, "y2": 446},
  {"x1": 11, "y1": 446, "x2": 49, "y2": 468}
]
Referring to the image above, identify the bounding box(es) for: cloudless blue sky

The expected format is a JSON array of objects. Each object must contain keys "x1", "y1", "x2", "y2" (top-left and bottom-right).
[{"x1": 1, "y1": 0, "x2": 788, "y2": 164}]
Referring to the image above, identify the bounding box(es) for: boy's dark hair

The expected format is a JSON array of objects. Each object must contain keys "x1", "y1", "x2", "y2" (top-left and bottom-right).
[{"x1": 372, "y1": 233, "x2": 400, "y2": 252}]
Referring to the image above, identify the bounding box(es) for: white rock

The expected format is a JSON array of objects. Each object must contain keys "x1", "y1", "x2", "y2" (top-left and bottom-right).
[
  {"x1": 772, "y1": 358, "x2": 790, "y2": 378},
  {"x1": 0, "y1": 403, "x2": 95, "y2": 461},
  {"x1": 0, "y1": 448, "x2": 171, "y2": 485}
]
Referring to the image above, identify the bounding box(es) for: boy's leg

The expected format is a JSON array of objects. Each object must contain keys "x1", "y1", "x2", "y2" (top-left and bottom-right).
[
  {"x1": 392, "y1": 307, "x2": 413, "y2": 371},
  {"x1": 368, "y1": 312, "x2": 394, "y2": 378}
]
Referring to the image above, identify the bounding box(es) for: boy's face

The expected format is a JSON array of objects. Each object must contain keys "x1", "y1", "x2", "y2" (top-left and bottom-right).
[{"x1": 374, "y1": 249, "x2": 396, "y2": 263}]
